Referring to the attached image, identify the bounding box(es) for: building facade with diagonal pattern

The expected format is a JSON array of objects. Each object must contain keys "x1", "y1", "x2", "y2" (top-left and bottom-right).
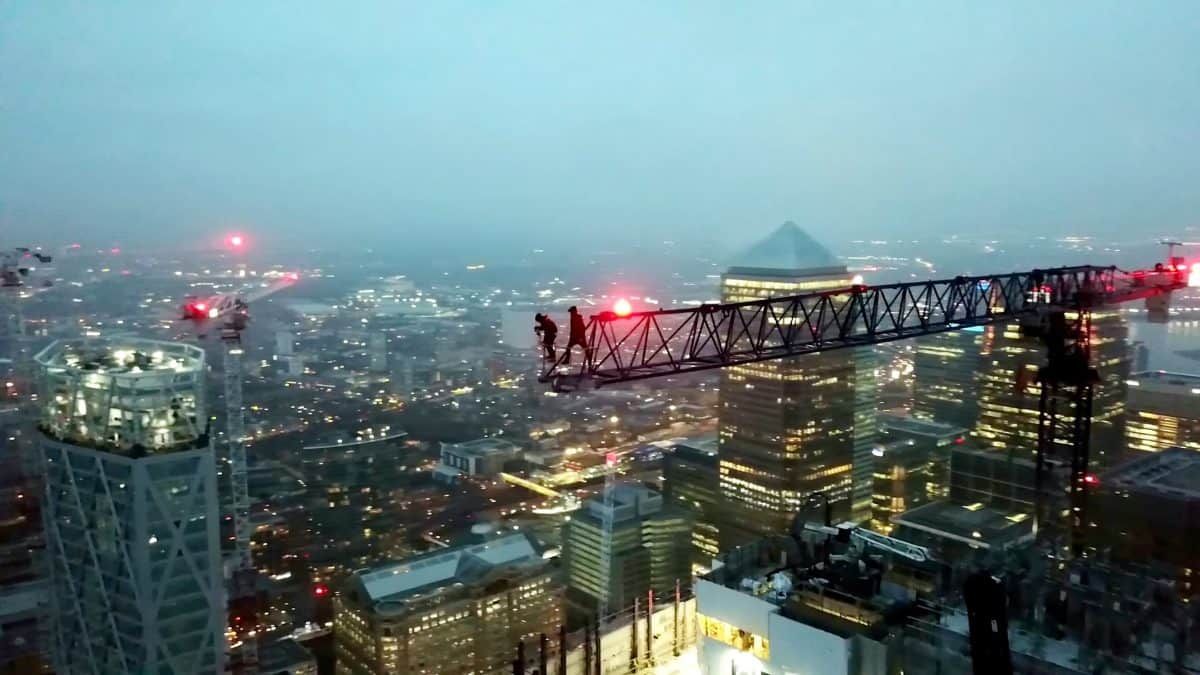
[{"x1": 35, "y1": 339, "x2": 224, "y2": 674}]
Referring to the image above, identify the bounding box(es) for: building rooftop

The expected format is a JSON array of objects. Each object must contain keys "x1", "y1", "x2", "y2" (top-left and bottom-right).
[
  {"x1": 726, "y1": 221, "x2": 845, "y2": 277},
  {"x1": 446, "y1": 437, "x2": 521, "y2": 457},
  {"x1": 1128, "y1": 370, "x2": 1200, "y2": 389},
  {"x1": 579, "y1": 483, "x2": 669, "y2": 525},
  {"x1": 893, "y1": 500, "x2": 1032, "y2": 550},
  {"x1": 257, "y1": 639, "x2": 314, "y2": 674},
  {"x1": 1104, "y1": 447, "x2": 1200, "y2": 499},
  {"x1": 669, "y1": 441, "x2": 718, "y2": 465},
  {"x1": 699, "y1": 535, "x2": 894, "y2": 639},
  {"x1": 879, "y1": 413, "x2": 968, "y2": 439},
  {"x1": 353, "y1": 532, "x2": 543, "y2": 608},
  {"x1": 35, "y1": 338, "x2": 205, "y2": 378},
  {"x1": 674, "y1": 433, "x2": 718, "y2": 454},
  {"x1": 35, "y1": 338, "x2": 208, "y2": 454}
]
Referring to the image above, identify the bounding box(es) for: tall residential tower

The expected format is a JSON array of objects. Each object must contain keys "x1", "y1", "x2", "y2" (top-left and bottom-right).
[{"x1": 35, "y1": 339, "x2": 225, "y2": 674}]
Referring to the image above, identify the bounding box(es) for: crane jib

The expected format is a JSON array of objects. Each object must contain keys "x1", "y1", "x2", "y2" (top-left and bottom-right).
[{"x1": 539, "y1": 263, "x2": 1186, "y2": 389}]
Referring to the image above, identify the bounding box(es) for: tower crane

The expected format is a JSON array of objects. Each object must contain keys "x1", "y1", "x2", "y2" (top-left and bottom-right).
[
  {"x1": 1, "y1": 246, "x2": 53, "y2": 393},
  {"x1": 1, "y1": 247, "x2": 53, "y2": 288},
  {"x1": 539, "y1": 253, "x2": 1192, "y2": 674},
  {"x1": 178, "y1": 273, "x2": 298, "y2": 674},
  {"x1": 539, "y1": 259, "x2": 1189, "y2": 550}
]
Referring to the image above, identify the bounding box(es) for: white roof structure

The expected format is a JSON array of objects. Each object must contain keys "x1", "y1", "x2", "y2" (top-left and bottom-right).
[
  {"x1": 445, "y1": 437, "x2": 520, "y2": 457},
  {"x1": 357, "y1": 533, "x2": 541, "y2": 605}
]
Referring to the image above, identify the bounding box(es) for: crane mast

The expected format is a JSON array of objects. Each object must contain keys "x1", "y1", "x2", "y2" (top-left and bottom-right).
[
  {"x1": 222, "y1": 311, "x2": 253, "y2": 573},
  {"x1": 223, "y1": 325, "x2": 257, "y2": 673},
  {"x1": 209, "y1": 277, "x2": 294, "y2": 674}
]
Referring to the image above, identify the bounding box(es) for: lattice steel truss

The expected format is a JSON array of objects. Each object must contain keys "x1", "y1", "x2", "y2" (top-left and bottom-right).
[
  {"x1": 539, "y1": 262, "x2": 1186, "y2": 558},
  {"x1": 541, "y1": 265, "x2": 1182, "y2": 387}
]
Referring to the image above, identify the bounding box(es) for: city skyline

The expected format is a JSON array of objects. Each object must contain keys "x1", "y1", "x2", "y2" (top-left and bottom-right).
[{"x1": 5, "y1": 3, "x2": 1200, "y2": 672}]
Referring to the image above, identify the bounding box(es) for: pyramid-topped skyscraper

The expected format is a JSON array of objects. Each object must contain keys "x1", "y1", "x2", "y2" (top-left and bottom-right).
[
  {"x1": 726, "y1": 220, "x2": 843, "y2": 275},
  {"x1": 717, "y1": 222, "x2": 876, "y2": 548}
]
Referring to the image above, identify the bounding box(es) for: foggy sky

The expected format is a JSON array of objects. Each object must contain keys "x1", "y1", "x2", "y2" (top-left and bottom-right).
[{"x1": 3, "y1": 2, "x2": 1199, "y2": 254}]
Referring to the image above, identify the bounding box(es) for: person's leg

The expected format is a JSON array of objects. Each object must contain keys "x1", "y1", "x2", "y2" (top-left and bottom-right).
[
  {"x1": 565, "y1": 339, "x2": 584, "y2": 364},
  {"x1": 571, "y1": 339, "x2": 590, "y2": 364}
]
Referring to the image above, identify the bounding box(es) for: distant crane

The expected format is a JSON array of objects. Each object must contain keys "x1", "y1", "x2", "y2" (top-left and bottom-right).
[
  {"x1": 1, "y1": 247, "x2": 52, "y2": 288},
  {"x1": 0, "y1": 246, "x2": 53, "y2": 385},
  {"x1": 177, "y1": 273, "x2": 298, "y2": 674}
]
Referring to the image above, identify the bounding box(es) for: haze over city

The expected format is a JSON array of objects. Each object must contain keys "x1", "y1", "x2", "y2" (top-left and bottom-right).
[
  {"x1": 4, "y1": 2, "x2": 1200, "y2": 255},
  {"x1": 4, "y1": 4, "x2": 1200, "y2": 675}
]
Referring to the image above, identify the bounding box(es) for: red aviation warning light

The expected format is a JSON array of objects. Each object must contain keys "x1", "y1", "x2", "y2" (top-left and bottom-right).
[
  {"x1": 613, "y1": 298, "x2": 633, "y2": 317},
  {"x1": 313, "y1": 583, "x2": 330, "y2": 597},
  {"x1": 228, "y1": 234, "x2": 245, "y2": 248},
  {"x1": 1083, "y1": 473, "x2": 1100, "y2": 486}
]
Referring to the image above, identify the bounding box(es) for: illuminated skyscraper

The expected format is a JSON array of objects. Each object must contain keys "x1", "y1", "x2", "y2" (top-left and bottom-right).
[
  {"x1": 663, "y1": 440, "x2": 721, "y2": 573},
  {"x1": 717, "y1": 223, "x2": 873, "y2": 548},
  {"x1": 974, "y1": 309, "x2": 1130, "y2": 470},
  {"x1": 1125, "y1": 370, "x2": 1200, "y2": 453},
  {"x1": 869, "y1": 416, "x2": 966, "y2": 534},
  {"x1": 35, "y1": 339, "x2": 224, "y2": 674},
  {"x1": 912, "y1": 327, "x2": 987, "y2": 429},
  {"x1": 562, "y1": 484, "x2": 691, "y2": 617}
]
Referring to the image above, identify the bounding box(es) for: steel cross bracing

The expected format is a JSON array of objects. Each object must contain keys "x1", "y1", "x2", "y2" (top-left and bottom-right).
[
  {"x1": 224, "y1": 337, "x2": 252, "y2": 572},
  {"x1": 222, "y1": 329, "x2": 258, "y2": 673},
  {"x1": 541, "y1": 264, "x2": 1184, "y2": 388}
]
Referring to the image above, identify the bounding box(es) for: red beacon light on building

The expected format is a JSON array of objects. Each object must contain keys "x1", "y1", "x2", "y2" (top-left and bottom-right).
[
  {"x1": 228, "y1": 234, "x2": 245, "y2": 249},
  {"x1": 313, "y1": 583, "x2": 330, "y2": 597},
  {"x1": 1082, "y1": 473, "x2": 1100, "y2": 486}
]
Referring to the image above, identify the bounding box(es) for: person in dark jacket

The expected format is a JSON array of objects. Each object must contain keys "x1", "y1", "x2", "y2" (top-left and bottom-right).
[
  {"x1": 534, "y1": 313, "x2": 558, "y2": 360},
  {"x1": 565, "y1": 306, "x2": 591, "y2": 364}
]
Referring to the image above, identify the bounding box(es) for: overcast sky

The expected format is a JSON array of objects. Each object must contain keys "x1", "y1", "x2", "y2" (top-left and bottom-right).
[{"x1": 2, "y1": 2, "x2": 1199, "y2": 253}]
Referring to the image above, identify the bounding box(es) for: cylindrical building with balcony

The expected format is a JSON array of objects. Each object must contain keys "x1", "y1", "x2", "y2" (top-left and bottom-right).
[{"x1": 34, "y1": 337, "x2": 224, "y2": 674}]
